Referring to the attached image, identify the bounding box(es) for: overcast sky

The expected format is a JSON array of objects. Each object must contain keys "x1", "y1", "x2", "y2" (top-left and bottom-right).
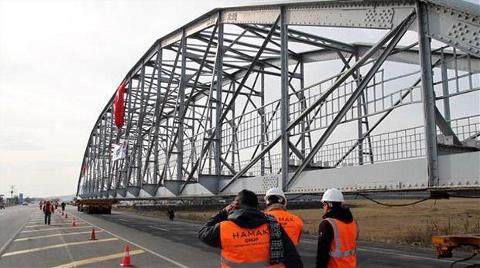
[
  {"x1": 0, "y1": 0, "x2": 478, "y2": 198},
  {"x1": 0, "y1": 0, "x2": 278, "y2": 198}
]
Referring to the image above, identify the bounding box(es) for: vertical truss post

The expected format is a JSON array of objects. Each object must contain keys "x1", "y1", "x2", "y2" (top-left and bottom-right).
[
  {"x1": 214, "y1": 14, "x2": 224, "y2": 176},
  {"x1": 97, "y1": 131, "x2": 103, "y2": 194},
  {"x1": 136, "y1": 66, "x2": 146, "y2": 188},
  {"x1": 416, "y1": 1, "x2": 439, "y2": 187},
  {"x1": 299, "y1": 59, "x2": 306, "y2": 157},
  {"x1": 260, "y1": 67, "x2": 266, "y2": 176},
  {"x1": 92, "y1": 135, "x2": 97, "y2": 194},
  {"x1": 355, "y1": 55, "x2": 364, "y2": 165},
  {"x1": 92, "y1": 136, "x2": 98, "y2": 193},
  {"x1": 177, "y1": 31, "x2": 187, "y2": 181},
  {"x1": 107, "y1": 113, "x2": 115, "y2": 190},
  {"x1": 99, "y1": 119, "x2": 106, "y2": 193},
  {"x1": 280, "y1": 6, "x2": 289, "y2": 188},
  {"x1": 153, "y1": 46, "x2": 162, "y2": 185},
  {"x1": 231, "y1": 99, "x2": 236, "y2": 171},
  {"x1": 141, "y1": 48, "x2": 163, "y2": 186},
  {"x1": 124, "y1": 80, "x2": 133, "y2": 188},
  {"x1": 441, "y1": 51, "x2": 451, "y2": 125}
]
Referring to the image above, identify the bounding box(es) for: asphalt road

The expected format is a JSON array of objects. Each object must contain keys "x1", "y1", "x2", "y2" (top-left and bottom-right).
[
  {"x1": 0, "y1": 205, "x2": 478, "y2": 267},
  {"x1": 0, "y1": 205, "x2": 32, "y2": 256}
]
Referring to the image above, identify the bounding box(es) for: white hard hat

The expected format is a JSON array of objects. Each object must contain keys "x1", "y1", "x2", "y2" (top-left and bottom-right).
[
  {"x1": 321, "y1": 188, "x2": 344, "y2": 203},
  {"x1": 265, "y1": 187, "x2": 286, "y2": 199}
]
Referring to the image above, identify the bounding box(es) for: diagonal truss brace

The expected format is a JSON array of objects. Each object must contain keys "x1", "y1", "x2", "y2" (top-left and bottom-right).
[
  {"x1": 180, "y1": 15, "x2": 282, "y2": 194},
  {"x1": 220, "y1": 11, "x2": 417, "y2": 193}
]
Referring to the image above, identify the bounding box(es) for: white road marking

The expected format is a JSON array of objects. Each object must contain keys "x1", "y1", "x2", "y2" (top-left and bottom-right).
[
  {"x1": 52, "y1": 249, "x2": 145, "y2": 268},
  {"x1": 77, "y1": 216, "x2": 189, "y2": 268},
  {"x1": 14, "y1": 230, "x2": 103, "y2": 242},
  {"x1": 149, "y1": 226, "x2": 169, "y2": 231},
  {"x1": 0, "y1": 221, "x2": 28, "y2": 256},
  {"x1": 1, "y1": 238, "x2": 118, "y2": 257},
  {"x1": 20, "y1": 226, "x2": 92, "y2": 233}
]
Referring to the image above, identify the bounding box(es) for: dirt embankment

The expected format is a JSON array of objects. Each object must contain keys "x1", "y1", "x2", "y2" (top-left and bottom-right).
[{"x1": 116, "y1": 198, "x2": 480, "y2": 247}]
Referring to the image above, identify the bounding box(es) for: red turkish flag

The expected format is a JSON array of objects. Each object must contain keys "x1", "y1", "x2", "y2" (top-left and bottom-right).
[
  {"x1": 81, "y1": 163, "x2": 88, "y2": 177},
  {"x1": 114, "y1": 80, "x2": 126, "y2": 128}
]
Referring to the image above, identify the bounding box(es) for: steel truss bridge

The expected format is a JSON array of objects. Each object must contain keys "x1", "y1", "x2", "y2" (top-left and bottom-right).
[{"x1": 77, "y1": 0, "x2": 480, "y2": 200}]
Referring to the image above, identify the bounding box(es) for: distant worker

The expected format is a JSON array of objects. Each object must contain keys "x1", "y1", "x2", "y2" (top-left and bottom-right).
[
  {"x1": 42, "y1": 200, "x2": 54, "y2": 225},
  {"x1": 39, "y1": 201, "x2": 43, "y2": 210},
  {"x1": 198, "y1": 189, "x2": 303, "y2": 267},
  {"x1": 55, "y1": 201, "x2": 58, "y2": 211},
  {"x1": 167, "y1": 209, "x2": 175, "y2": 221},
  {"x1": 316, "y1": 188, "x2": 358, "y2": 268},
  {"x1": 61, "y1": 202, "x2": 66, "y2": 213},
  {"x1": 264, "y1": 188, "x2": 304, "y2": 246}
]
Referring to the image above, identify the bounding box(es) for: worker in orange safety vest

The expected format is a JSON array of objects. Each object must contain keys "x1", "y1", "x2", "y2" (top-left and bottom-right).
[
  {"x1": 264, "y1": 187, "x2": 304, "y2": 246},
  {"x1": 198, "y1": 189, "x2": 303, "y2": 268},
  {"x1": 316, "y1": 188, "x2": 358, "y2": 268},
  {"x1": 42, "y1": 200, "x2": 55, "y2": 225}
]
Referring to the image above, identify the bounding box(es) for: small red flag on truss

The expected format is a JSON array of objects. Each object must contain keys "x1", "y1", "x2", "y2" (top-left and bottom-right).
[
  {"x1": 114, "y1": 80, "x2": 127, "y2": 128},
  {"x1": 81, "y1": 163, "x2": 88, "y2": 177}
]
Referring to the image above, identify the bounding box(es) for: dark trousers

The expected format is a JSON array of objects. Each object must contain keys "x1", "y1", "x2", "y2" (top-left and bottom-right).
[{"x1": 44, "y1": 213, "x2": 51, "y2": 225}]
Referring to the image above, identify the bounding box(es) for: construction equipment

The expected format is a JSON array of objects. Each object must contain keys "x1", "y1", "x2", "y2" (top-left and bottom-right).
[
  {"x1": 75, "y1": 198, "x2": 116, "y2": 214},
  {"x1": 432, "y1": 235, "x2": 480, "y2": 258}
]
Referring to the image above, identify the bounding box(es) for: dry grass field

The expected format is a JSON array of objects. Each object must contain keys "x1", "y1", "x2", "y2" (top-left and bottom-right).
[{"x1": 118, "y1": 198, "x2": 480, "y2": 247}]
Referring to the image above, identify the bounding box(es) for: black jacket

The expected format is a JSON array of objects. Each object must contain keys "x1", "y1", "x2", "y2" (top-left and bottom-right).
[
  {"x1": 316, "y1": 207, "x2": 354, "y2": 268},
  {"x1": 198, "y1": 207, "x2": 303, "y2": 268}
]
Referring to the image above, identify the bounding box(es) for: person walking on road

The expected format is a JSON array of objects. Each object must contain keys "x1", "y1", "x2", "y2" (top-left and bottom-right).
[
  {"x1": 264, "y1": 188, "x2": 304, "y2": 246},
  {"x1": 167, "y1": 209, "x2": 175, "y2": 221},
  {"x1": 61, "y1": 202, "x2": 66, "y2": 213},
  {"x1": 316, "y1": 188, "x2": 358, "y2": 268},
  {"x1": 43, "y1": 200, "x2": 54, "y2": 225},
  {"x1": 198, "y1": 189, "x2": 303, "y2": 268}
]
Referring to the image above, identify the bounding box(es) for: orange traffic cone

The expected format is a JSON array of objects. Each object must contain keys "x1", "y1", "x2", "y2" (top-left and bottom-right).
[
  {"x1": 120, "y1": 244, "x2": 132, "y2": 267},
  {"x1": 90, "y1": 228, "x2": 96, "y2": 240},
  {"x1": 72, "y1": 217, "x2": 77, "y2": 227}
]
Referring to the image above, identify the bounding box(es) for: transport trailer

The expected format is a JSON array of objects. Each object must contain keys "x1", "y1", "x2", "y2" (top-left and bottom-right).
[
  {"x1": 75, "y1": 198, "x2": 117, "y2": 214},
  {"x1": 432, "y1": 235, "x2": 479, "y2": 263}
]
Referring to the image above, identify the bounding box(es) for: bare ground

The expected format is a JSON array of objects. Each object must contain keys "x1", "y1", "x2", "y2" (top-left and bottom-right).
[{"x1": 116, "y1": 198, "x2": 480, "y2": 247}]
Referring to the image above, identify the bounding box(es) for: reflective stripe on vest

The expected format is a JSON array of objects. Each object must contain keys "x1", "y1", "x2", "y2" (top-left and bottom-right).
[
  {"x1": 221, "y1": 256, "x2": 271, "y2": 268},
  {"x1": 324, "y1": 218, "x2": 357, "y2": 258},
  {"x1": 220, "y1": 221, "x2": 285, "y2": 268},
  {"x1": 265, "y1": 210, "x2": 304, "y2": 246}
]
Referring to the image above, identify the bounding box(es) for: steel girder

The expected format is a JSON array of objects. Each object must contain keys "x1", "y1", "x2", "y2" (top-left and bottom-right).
[{"x1": 77, "y1": 0, "x2": 480, "y2": 199}]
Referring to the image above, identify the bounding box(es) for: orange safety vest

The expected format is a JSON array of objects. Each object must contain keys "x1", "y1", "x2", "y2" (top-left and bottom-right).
[
  {"x1": 265, "y1": 210, "x2": 304, "y2": 246},
  {"x1": 323, "y1": 218, "x2": 358, "y2": 268},
  {"x1": 219, "y1": 220, "x2": 285, "y2": 268}
]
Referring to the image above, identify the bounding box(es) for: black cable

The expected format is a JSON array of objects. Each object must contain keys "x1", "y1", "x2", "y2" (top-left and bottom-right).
[
  {"x1": 449, "y1": 195, "x2": 480, "y2": 199},
  {"x1": 355, "y1": 193, "x2": 431, "y2": 207},
  {"x1": 450, "y1": 253, "x2": 478, "y2": 268}
]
